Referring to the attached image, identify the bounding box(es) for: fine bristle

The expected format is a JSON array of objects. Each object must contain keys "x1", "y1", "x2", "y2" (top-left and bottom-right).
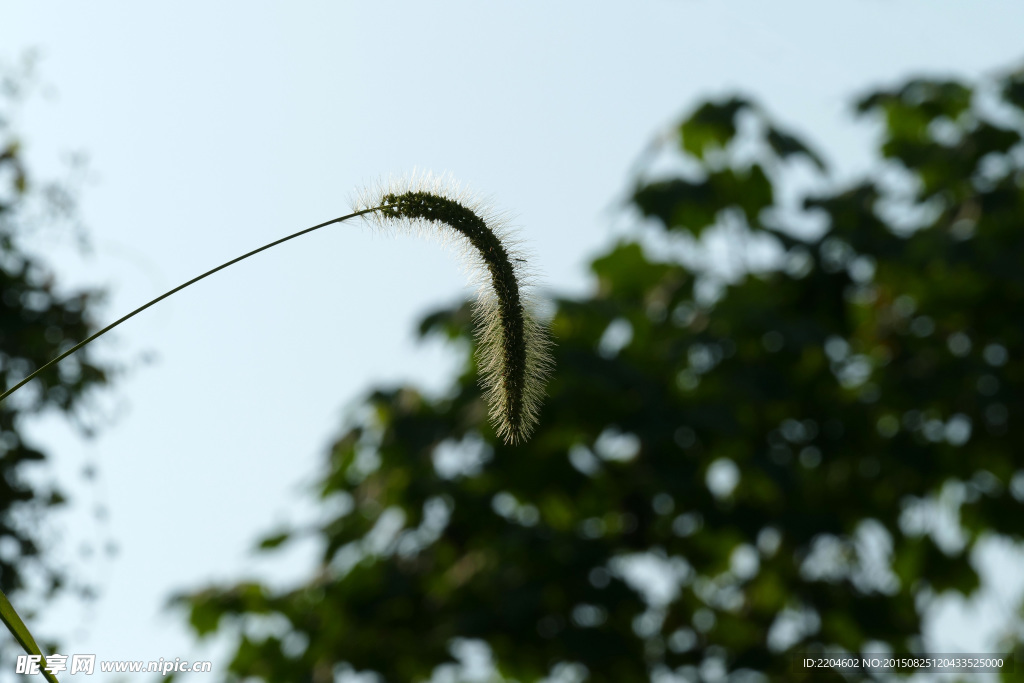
[{"x1": 354, "y1": 172, "x2": 553, "y2": 444}]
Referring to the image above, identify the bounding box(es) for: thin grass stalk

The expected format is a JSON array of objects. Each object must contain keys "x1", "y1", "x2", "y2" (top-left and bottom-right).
[{"x1": 0, "y1": 177, "x2": 551, "y2": 673}]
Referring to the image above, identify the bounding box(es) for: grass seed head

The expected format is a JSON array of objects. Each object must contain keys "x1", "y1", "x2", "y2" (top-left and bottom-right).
[{"x1": 355, "y1": 172, "x2": 553, "y2": 444}]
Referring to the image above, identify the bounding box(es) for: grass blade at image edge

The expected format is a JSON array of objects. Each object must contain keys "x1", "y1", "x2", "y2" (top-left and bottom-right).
[{"x1": 0, "y1": 588, "x2": 59, "y2": 683}]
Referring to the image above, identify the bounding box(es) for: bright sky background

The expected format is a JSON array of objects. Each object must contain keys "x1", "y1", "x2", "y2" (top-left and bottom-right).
[{"x1": 2, "y1": 1, "x2": 1024, "y2": 680}]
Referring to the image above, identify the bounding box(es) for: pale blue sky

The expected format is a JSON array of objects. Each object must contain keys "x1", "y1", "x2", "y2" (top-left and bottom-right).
[{"x1": 2, "y1": 1, "x2": 1024, "y2": 680}]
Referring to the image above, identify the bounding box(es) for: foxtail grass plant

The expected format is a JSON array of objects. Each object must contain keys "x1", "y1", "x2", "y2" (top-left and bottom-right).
[{"x1": 0, "y1": 172, "x2": 552, "y2": 680}]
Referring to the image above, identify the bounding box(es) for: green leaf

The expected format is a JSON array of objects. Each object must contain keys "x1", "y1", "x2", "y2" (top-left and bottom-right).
[
  {"x1": 0, "y1": 588, "x2": 60, "y2": 683},
  {"x1": 856, "y1": 78, "x2": 972, "y2": 122},
  {"x1": 766, "y1": 126, "x2": 826, "y2": 171},
  {"x1": 633, "y1": 165, "x2": 773, "y2": 234},
  {"x1": 679, "y1": 97, "x2": 751, "y2": 159},
  {"x1": 257, "y1": 531, "x2": 291, "y2": 550},
  {"x1": 633, "y1": 177, "x2": 719, "y2": 234},
  {"x1": 1000, "y1": 67, "x2": 1024, "y2": 111}
]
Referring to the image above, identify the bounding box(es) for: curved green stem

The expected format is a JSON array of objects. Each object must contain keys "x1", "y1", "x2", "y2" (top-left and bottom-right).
[
  {"x1": 0, "y1": 205, "x2": 386, "y2": 405},
  {"x1": 0, "y1": 204, "x2": 388, "y2": 680}
]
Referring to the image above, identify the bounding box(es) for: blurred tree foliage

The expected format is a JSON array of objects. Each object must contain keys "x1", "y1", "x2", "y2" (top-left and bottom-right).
[
  {"x1": 0, "y1": 60, "x2": 112, "y2": 644},
  {"x1": 178, "y1": 62, "x2": 1024, "y2": 682}
]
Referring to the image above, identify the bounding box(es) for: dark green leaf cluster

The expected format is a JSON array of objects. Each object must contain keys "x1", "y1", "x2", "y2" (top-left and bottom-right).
[
  {"x1": 635, "y1": 97, "x2": 823, "y2": 236},
  {"x1": 178, "y1": 63, "x2": 1024, "y2": 682},
  {"x1": 0, "y1": 72, "x2": 114, "y2": 649}
]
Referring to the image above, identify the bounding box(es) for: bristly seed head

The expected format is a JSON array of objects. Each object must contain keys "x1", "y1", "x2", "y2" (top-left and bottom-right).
[{"x1": 355, "y1": 173, "x2": 552, "y2": 444}]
